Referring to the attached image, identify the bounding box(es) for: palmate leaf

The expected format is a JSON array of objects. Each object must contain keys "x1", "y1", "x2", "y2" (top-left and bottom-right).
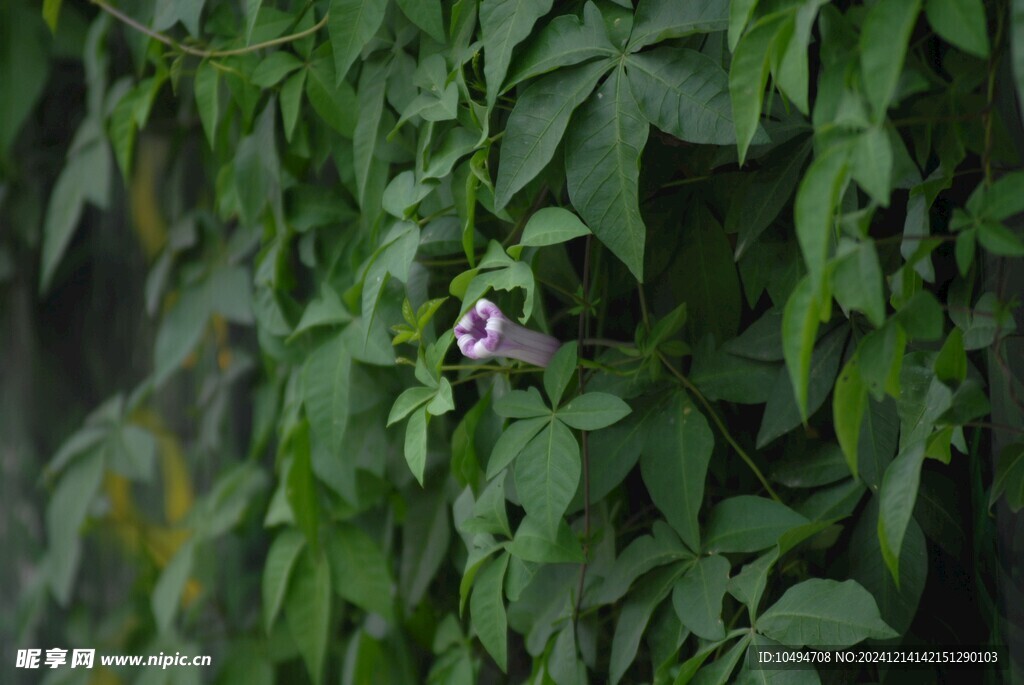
[
  {"x1": 471, "y1": 552, "x2": 510, "y2": 671},
  {"x1": 285, "y1": 548, "x2": 332, "y2": 685},
  {"x1": 514, "y1": 419, "x2": 580, "y2": 536},
  {"x1": 505, "y1": 1, "x2": 617, "y2": 89},
  {"x1": 565, "y1": 65, "x2": 649, "y2": 281},
  {"x1": 672, "y1": 554, "x2": 730, "y2": 640},
  {"x1": 639, "y1": 394, "x2": 713, "y2": 554},
  {"x1": 860, "y1": 0, "x2": 921, "y2": 118},
  {"x1": 628, "y1": 0, "x2": 729, "y2": 52},
  {"x1": 757, "y1": 579, "x2": 897, "y2": 647},
  {"x1": 328, "y1": 0, "x2": 388, "y2": 83},
  {"x1": 729, "y1": 13, "x2": 786, "y2": 165},
  {"x1": 877, "y1": 440, "x2": 927, "y2": 582},
  {"x1": 609, "y1": 563, "x2": 687, "y2": 685},
  {"x1": 494, "y1": 59, "x2": 610, "y2": 209},
  {"x1": 627, "y1": 47, "x2": 742, "y2": 145},
  {"x1": 481, "y1": 0, "x2": 554, "y2": 108}
]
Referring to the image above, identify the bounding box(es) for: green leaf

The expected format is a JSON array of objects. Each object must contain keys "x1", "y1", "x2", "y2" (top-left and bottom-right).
[
  {"x1": 849, "y1": 497, "x2": 926, "y2": 634},
  {"x1": 286, "y1": 423, "x2": 320, "y2": 553},
  {"x1": 593, "y1": 523, "x2": 692, "y2": 604},
  {"x1": 689, "y1": 350, "x2": 777, "y2": 403},
  {"x1": 46, "y1": 450, "x2": 104, "y2": 604},
  {"x1": 729, "y1": 14, "x2": 785, "y2": 165},
  {"x1": 772, "y1": 0, "x2": 826, "y2": 115},
  {"x1": 547, "y1": 619, "x2": 579, "y2": 685},
  {"x1": 194, "y1": 61, "x2": 220, "y2": 148},
  {"x1": 465, "y1": 477, "x2": 512, "y2": 538},
  {"x1": 693, "y1": 634, "x2": 752, "y2": 685},
  {"x1": 834, "y1": 357, "x2": 868, "y2": 479},
  {"x1": 302, "y1": 333, "x2": 351, "y2": 454},
  {"x1": 495, "y1": 59, "x2": 608, "y2": 209},
  {"x1": 262, "y1": 529, "x2": 306, "y2": 632},
  {"x1": 251, "y1": 51, "x2": 303, "y2": 88},
  {"x1": 285, "y1": 548, "x2": 332, "y2": 685},
  {"x1": 626, "y1": 47, "x2": 740, "y2": 145},
  {"x1": 730, "y1": 137, "x2": 813, "y2": 259},
  {"x1": 934, "y1": 329, "x2": 967, "y2": 385},
  {"x1": 628, "y1": 0, "x2": 729, "y2": 51},
  {"x1": 893, "y1": 291, "x2": 944, "y2": 341},
  {"x1": 673, "y1": 555, "x2": 730, "y2": 640},
  {"x1": 280, "y1": 70, "x2": 305, "y2": 142},
  {"x1": 852, "y1": 127, "x2": 894, "y2": 206},
  {"x1": 858, "y1": 398, "x2": 900, "y2": 490},
  {"x1": 328, "y1": 0, "x2": 388, "y2": 82},
  {"x1": 860, "y1": 0, "x2": 921, "y2": 117},
  {"x1": 780, "y1": 277, "x2": 821, "y2": 423},
  {"x1": 404, "y1": 407, "x2": 429, "y2": 484},
  {"x1": 245, "y1": 0, "x2": 262, "y2": 42},
  {"x1": 991, "y1": 443, "x2": 1024, "y2": 511},
  {"x1": 234, "y1": 104, "x2": 279, "y2": 227},
  {"x1": 508, "y1": 516, "x2": 585, "y2": 562},
  {"x1": 306, "y1": 59, "x2": 357, "y2": 136},
  {"x1": 609, "y1": 563, "x2": 686, "y2": 685},
  {"x1": 977, "y1": 220, "x2": 1024, "y2": 256},
  {"x1": 154, "y1": 282, "x2": 208, "y2": 387},
  {"x1": 724, "y1": 308, "x2": 785, "y2": 361},
  {"x1": 795, "y1": 143, "x2": 851, "y2": 292},
  {"x1": 152, "y1": 538, "x2": 196, "y2": 633},
  {"x1": 515, "y1": 419, "x2": 580, "y2": 535},
  {"x1": 877, "y1": 440, "x2": 927, "y2": 582},
  {"x1": 566, "y1": 65, "x2": 649, "y2": 281},
  {"x1": 557, "y1": 392, "x2": 631, "y2": 430},
  {"x1": 40, "y1": 139, "x2": 110, "y2": 292},
  {"x1": 771, "y1": 444, "x2": 851, "y2": 489},
  {"x1": 640, "y1": 395, "x2": 713, "y2": 553},
  {"x1": 486, "y1": 416, "x2": 549, "y2": 478},
  {"x1": 926, "y1": 0, "x2": 989, "y2": 57},
  {"x1": 1, "y1": 1, "x2": 49, "y2": 156},
  {"x1": 153, "y1": 0, "x2": 205, "y2": 36},
  {"x1": 519, "y1": 207, "x2": 592, "y2": 247},
  {"x1": 326, "y1": 522, "x2": 394, "y2": 617},
  {"x1": 505, "y1": 2, "x2": 616, "y2": 88},
  {"x1": 353, "y1": 57, "x2": 387, "y2": 210},
  {"x1": 672, "y1": 636, "x2": 734, "y2": 685},
  {"x1": 757, "y1": 578, "x2": 897, "y2": 647},
  {"x1": 767, "y1": 322, "x2": 847, "y2": 446},
  {"x1": 471, "y1": 552, "x2": 510, "y2": 672},
  {"x1": 704, "y1": 496, "x2": 809, "y2": 554},
  {"x1": 573, "y1": 403, "x2": 655, "y2": 508},
  {"x1": 832, "y1": 240, "x2": 885, "y2": 328},
  {"x1": 544, "y1": 343, "x2": 578, "y2": 408},
  {"x1": 396, "y1": 0, "x2": 445, "y2": 42},
  {"x1": 967, "y1": 171, "x2": 1024, "y2": 220},
  {"x1": 493, "y1": 387, "x2": 550, "y2": 418},
  {"x1": 728, "y1": 551, "x2": 777, "y2": 616},
  {"x1": 42, "y1": 0, "x2": 62, "y2": 32},
  {"x1": 401, "y1": 490, "x2": 451, "y2": 610},
  {"x1": 481, "y1": 0, "x2": 555, "y2": 107},
  {"x1": 674, "y1": 204, "x2": 742, "y2": 342},
  {"x1": 387, "y1": 386, "x2": 436, "y2": 426}
]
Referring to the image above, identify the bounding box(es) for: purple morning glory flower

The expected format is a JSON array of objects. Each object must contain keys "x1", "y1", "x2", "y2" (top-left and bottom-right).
[{"x1": 454, "y1": 299, "x2": 560, "y2": 367}]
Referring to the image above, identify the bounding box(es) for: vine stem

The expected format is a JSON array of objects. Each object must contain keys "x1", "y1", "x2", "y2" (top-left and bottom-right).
[
  {"x1": 90, "y1": 0, "x2": 328, "y2": 58},
  {"x1": 573, "y1": 235, "x2": 593, "y2": 624},
  {"x1": 657, "y1": 351, "x2": 782, "y2": 503}
]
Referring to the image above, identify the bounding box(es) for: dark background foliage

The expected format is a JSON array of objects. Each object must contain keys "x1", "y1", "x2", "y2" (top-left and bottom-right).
[{"x1": 2, "y1": 0, "x2": 1024, "y2": 683}]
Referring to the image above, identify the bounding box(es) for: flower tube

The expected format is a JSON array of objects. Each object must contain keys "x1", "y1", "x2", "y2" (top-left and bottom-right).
[{"x1": 454, "y1": 299, "x2": 560, "y2": 367}]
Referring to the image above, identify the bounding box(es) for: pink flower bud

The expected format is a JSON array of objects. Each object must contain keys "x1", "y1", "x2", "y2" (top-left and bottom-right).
[{"x1": 454, "y1": 299, "x2": 560, "y2": 367}]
